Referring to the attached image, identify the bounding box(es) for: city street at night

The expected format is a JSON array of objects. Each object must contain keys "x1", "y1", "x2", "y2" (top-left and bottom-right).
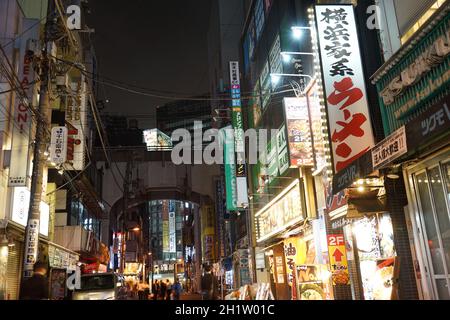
[{"x1": 0, "y1": 0, "x2": 450, "y2": 315}]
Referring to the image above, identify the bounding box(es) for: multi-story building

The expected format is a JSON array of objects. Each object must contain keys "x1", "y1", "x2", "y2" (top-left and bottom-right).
[
  {"x1": 334, "y1": 0, "x2": 450, "y2": 300},
  {"x1": 207, "y1": 0, "x2": 247, "y2": 293},
  {"x1": 0, "y1": 0, "x2": 108, "y2": 300},
  {"x1": 236, "y1": 0, "x2": 422, "y2": 301}
]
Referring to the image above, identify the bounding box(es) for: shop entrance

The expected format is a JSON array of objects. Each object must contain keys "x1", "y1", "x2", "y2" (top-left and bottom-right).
[{"x1": 411, "y1": 158, "x2": 450, "y2": 299}]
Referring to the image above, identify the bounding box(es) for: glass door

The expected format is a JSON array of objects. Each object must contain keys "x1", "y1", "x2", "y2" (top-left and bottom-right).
[{"x1": 413, "y1": 161, "x2": 450, "y2": 299}]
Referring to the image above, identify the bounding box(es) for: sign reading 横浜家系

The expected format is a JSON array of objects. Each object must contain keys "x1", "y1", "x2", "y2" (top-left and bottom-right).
[{"x1": 315, "y1": 5, "x2": 375, "y2": 173}]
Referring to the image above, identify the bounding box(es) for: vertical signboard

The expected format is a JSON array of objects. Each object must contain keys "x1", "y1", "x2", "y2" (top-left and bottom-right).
[
  {"x1": 9, "y1": 19, "x2": 39, "y2": 187},
  {"x1": 277, "y1": 125, "x2": 289, "y2": 175},
  {"x1": 222, "y1": 127, "x2": 237, "y2": 211},
  {"x1": 162, "y1": 200, "x2": 169, "y2": 253},
  {"x1": 229, "y1": 61, "x2": 248, "y2": 209},
  {"x1": 23, "y1": 219, "x2": 39, "y2": 277},
  {"x1": 327, "y1": 234, "x2": 350, "y2": 285},
  {"x1": 168, "y1": 201, "x2": 176, "y2": 255},
  {"x1": 315, "y1": 5, "x2": 375, "y2": 173},
  {"x1": 50, "y1": 127, "x2": 68, "y2": 165},
  {"x1": 283, "y1": 97, "x2": 314, "y2": 167},
  {"x1": 64, "y1": 77, "x2": 87, "y2": 171}
]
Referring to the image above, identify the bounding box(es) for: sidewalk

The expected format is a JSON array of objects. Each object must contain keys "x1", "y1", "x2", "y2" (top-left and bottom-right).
[{"x1": 180, "y1": 293, "x2": 203, "y2": 300}]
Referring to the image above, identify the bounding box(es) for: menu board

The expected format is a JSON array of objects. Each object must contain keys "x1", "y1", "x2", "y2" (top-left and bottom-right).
[
  {"x1": 284, "y1": 97, "x2": 314, "y2": 167},
  {"x1": 49, "y1": 268, "x2": 67, "y2": 300},
  {"x1": 296, "y1": 265, "x2": 326, "y2": 300}
]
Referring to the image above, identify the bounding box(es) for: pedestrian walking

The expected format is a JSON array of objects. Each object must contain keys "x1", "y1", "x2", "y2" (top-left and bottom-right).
[
  {"x1": 20, "y1": 262, "x2": 49, "y2": 300},
  {"x1": 159, "y1": 279, "x2": 167, "y2": 300},
  {"x1": 152, "y1": 280, "x2": 159, "y2": 300},
  {"x1": 166, "y1": 279, "x2": 172, "y2": 300},
  {"x1": 201, "y1": 264, "x2": 213, "y2": 300},
  {"x1": 172, "y1": 279, "x2": 182, "y2": 300}
]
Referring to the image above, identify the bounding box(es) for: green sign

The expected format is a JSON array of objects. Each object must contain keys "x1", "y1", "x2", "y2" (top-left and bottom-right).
[
  {"x1": 374, "y1": 13, "x2": 450, "y2": 135},
  {"x1": 222, "y1": 127, "x2": 237, "y2": 211}
]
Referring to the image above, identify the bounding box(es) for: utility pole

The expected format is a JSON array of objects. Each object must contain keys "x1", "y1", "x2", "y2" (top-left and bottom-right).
[
  {"x1": 120, "y1": 158, "x2": 132, "y2": 273},
  {"x1": 22, "y1": 0, "x2": 55, "y2": 279}
]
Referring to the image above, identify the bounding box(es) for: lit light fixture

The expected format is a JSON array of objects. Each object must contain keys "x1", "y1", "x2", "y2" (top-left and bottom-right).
[
  {"x1": 132, "y1": 227, "x2": 140, "y2": 232},
  {"x1": 43, "y1": 151, "x2": 49, "y2": 157},
  {"x1": 292, "y1": 27, "x2": 303, "y2": 39},
  {"x1": 148, "y1": 252, "x2": 152, "y2": 255},
  {"x1": 58, "y1": 169, "x2": 64, "y2": 175},
  {"x1": 270, "y1": 74, "x2": 281, "y2": 85},
  {"x1": 291, "y1": 26, "x2": 312, "y2": 40},
  {"x1": 357, "y1": 186, "x2": 365, "y2": 193},
  {"x1": 357, "y1": 179, "x2": 364, "y2": 185},
  {"x1": 281, "y1": 52, "x2": 291, "y2": 63}
]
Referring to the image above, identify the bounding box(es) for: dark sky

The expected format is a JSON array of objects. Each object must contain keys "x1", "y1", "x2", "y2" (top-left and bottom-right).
[{"x1": 88, "y1": 0, "x2": 212, "y2": 127}]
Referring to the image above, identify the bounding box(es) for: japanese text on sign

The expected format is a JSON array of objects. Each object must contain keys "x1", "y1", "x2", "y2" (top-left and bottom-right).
[
  {"x1": 327, "y1": 234, "x2": 350, "y2": 285},
  {"x1": 315, "y1": 5, "x2": 374, "y2": 173}
]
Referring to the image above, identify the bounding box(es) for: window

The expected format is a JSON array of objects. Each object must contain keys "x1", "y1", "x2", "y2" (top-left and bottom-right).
[
  {"x1": 269, "y1": 35, "x2": 282, "y2": 90},
  {"x1": 398, "y1": 0, "x2": 445, "y2": 44},
  {"x1": 255, "y1": 0, "x2": 265, "y2": 41},
  {"x1": 260, "y1": 60, "x2": 271, "y2": 110}
]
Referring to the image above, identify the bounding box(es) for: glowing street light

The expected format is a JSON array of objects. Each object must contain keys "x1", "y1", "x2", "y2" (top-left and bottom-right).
[
  {"x1": 270, "y1": 73, "x2": 313, "y2": 86},
  {"x1": 291, "y1": 26, "x2": 313, "y2": 40}
]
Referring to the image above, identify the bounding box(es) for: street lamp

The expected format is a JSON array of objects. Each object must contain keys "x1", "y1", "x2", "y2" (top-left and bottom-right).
[
  {"x1": 270, "y1": 73, "x2": 313, "y2": 86},
  {"x1": 291, "y1": 26, "x2": 313, "y2": 40}
]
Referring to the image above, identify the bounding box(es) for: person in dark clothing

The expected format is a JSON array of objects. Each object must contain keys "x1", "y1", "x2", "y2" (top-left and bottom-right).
[
  {"x1": 159, "y1": 280, "x2": 167, "y2": 300},
  {"x1": 165, "y1": 279, "x2": 172, "y2": 300},
  {"x1": 201, "y1": 265, "x2": 213, "y2": 300},
  {"x1": 20, "y1": 262, "x2": 49, "y2": 300},
  {"x1": 152, "y1": 280, "x2": 159, "y2": 300},
  {"x1": 172, "y1": 279, "x2": 182, "y2": 300}
]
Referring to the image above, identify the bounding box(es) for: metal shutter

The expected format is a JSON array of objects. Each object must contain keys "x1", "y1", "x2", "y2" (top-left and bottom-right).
[
  {"x1": 394, "y1": 0, "x2": 437, "y2": 36},
  {"x1": 6, "y1": 240, "x2": 23, "y2": 300}
]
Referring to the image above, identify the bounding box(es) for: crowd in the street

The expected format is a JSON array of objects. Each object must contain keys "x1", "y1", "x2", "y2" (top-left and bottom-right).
[{"x1": 150, "y1": 279, "x2": 182, "y2": 300}]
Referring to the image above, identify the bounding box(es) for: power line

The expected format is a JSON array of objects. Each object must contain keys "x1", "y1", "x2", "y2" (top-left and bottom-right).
[{"x1": 50, "y1": 54, "x2": 293, "y2": 102}]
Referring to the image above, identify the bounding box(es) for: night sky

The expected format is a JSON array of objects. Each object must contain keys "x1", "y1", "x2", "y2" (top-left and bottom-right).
[{"x1": 88, "y1": 0, "x2": 212, "y2": 128}]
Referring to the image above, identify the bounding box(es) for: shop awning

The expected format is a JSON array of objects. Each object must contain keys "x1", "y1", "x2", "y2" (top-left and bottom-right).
[{"x1": 347, "y1": 197, "x2": 388, "y2": 218}]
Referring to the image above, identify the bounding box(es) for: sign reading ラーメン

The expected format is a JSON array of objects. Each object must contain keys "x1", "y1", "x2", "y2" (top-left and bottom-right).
[{"x1": 315, "y1": 5, "x2": 375, "y2": 173}]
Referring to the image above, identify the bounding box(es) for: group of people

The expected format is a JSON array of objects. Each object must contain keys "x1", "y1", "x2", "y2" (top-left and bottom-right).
[{"x1": 151, "y1": 279, "x2": 182, "y2": 300}]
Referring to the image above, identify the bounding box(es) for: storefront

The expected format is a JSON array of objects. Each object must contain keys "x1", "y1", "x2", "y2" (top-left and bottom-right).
[
  {"x1": 371, "y1": 4, "x2": 450, "y2": 300},
  {"x1": 254, "y1": 179, "x2": 333, "y2": 300}
]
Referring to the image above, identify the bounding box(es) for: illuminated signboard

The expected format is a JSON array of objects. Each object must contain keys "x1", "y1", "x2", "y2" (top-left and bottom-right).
[
  {"x1": 256, "y1": 180, "x2": 304, "y2": 242},
  {"x1": 283, "y1": 97, "x2": 314, "y2": 167},
  {"x1": 11, "y1": 187, "x2": 50, "y2": 236},
  {"x1": 315, "y1": 5, "x2": 375, "y2": 173},
  {"x1": 143, "y1": 129, "x2": 173, "y2": 151},
  {"x1": 50, "y1": 126, "x2": 68, "y2": 165}
]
